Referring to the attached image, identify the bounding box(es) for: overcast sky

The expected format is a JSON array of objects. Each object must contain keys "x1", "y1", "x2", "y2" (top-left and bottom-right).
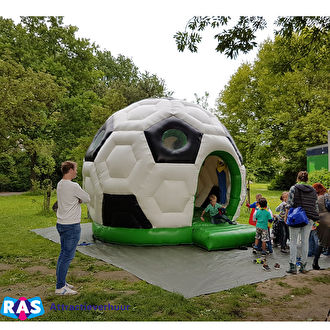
[
  {"x1": 3, "y1": 0, "x2": 328, "y2": 109},
  {"x1": 65, "y1": 13, "x2": 275, "y2": 109}
]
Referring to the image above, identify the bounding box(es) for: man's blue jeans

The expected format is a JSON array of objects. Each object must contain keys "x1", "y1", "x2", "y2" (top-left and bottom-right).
[{"x1": 56, "y1": 223, "x2": 81, "y2": 289}]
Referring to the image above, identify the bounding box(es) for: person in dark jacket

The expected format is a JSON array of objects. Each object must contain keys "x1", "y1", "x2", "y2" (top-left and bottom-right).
[
  {"x1": 285, "y1": 171, "x2": 319, "y2": 274},
  {"x1": 312, "y1": 183, "x2": 330, "y2": 270}
]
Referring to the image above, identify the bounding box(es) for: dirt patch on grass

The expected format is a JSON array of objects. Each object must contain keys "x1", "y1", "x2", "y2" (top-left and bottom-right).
[
  {"x1": 0, "y1": 282, "x2": 51, "y2": 300},
  {"x1": 0, "y1": 264, "x2": 14, "y2": 272},
  {"x1": 24, "y1": 265, "x2": 54, "y2": 275},
  {"x1": 245, "y1": 269, "x2": 330, "y2": 321},
  {"x1": 0, "y1": 192, "x2": 25, "y2": 196},
  {"x1": 93, "y1": 270, "x2": 140, "y2": 282},
  {"x1": 69, "y1": 269, "x2": 90, "y2": 278}
]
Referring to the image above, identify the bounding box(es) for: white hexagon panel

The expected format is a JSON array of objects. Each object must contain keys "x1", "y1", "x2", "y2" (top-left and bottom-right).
[
  {"x1": 106, "y1": 145, "x2": 136, "y2": 179},
  {"x1": 83, "y1": 98, "x2": 245, "y2": 229}
]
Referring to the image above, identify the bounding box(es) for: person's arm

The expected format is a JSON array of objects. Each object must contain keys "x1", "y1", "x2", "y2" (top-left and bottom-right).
[
  {"x1": 286, "y1": 186, "x2": 295, "y2": 209},
  {"x1": 75, "y1": 184, "x2": 90, "y2": 203},
  {"x1": 284, "y1": 208, "x2": 289, "y2": 223},
  {"x1": 249, "y1": 202, "x2": 257, "y2": 209},
  {"x1": 253, "y1": 210, "x2": 257, "y2": 222},
  {"x1": 285, "y1": 188, "x2": 296, "y2": 223},
  {"x1": 268, "y1": 208, "x2": 273, "y2": 218},
  {"x1": 275, "y1": 203, "x2": 283, "y2": 213},
  {"x1": 268, "y1": 212, "x2": 273, "y2": 222},
  {"x1": 200, "y1": 210, "x2": 205, "y2": 222},
  {"x1": 315, "y1": 197, "x2": 319, "y2": 214}
]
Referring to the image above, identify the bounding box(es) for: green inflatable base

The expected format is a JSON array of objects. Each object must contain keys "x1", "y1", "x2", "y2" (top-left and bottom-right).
[
  {"x1": 192, "y1": 222, "x2": 256, "y2": 251},
  {"x1": 92, "y1": 221, "x2": 255, "y2": 251}
]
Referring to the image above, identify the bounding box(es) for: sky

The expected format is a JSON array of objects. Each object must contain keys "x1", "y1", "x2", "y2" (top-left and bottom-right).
[
  {"x1": 3, "y1": 0, "x2": 329, "y2": 110},
  {"x1": 64, "y1": 12, "x2": 275, "y2": 109}
]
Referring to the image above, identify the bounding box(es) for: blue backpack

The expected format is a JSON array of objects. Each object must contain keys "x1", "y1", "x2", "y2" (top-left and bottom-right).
[{"x1": 287, "y1": 207, "x2": 309, "y2": 227}]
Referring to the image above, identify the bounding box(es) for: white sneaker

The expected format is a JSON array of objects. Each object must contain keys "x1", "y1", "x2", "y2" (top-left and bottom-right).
[
  {"x1": 55, "y1": 286, "x2": 78, "y2": 295},
  {"x1": 65, "y1": 282, "x2": 74, "y2": 289}
]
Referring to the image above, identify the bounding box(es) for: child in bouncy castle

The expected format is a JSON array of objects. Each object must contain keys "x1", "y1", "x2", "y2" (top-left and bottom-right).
[
  {"x1": 200, "y1": 194, "x2": 236, "y2": 225},
  {"x1": 246, "y1": 194, "x2": 262, "y2": 226}
]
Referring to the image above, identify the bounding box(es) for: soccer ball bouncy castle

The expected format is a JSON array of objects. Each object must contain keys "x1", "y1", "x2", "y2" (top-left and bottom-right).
[{"x1": 82, "y1": 98, "x2": 255, "y2": 250}]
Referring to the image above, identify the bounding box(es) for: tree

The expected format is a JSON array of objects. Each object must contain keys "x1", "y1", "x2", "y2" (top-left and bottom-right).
[
  {"x1": 0, "y1": 57, "x2": 65, "y2": 186},
  {"x1": 0, "y1": 16, "x2": 170, "y2": 190},
  {"x1": 95, "y1": 51, "x2": 171, "y2": 104},
  {"x1": 174, "y1": 16, "x2": 330, "y2": 59},
  {"x1": 0, "y1": 16, "x2": 104, "y2": 188},
  {"x1": 217, "y1": 33, "x2": 330, "y2": 187},
  {"x1": 0, "y1": 16, "x2": 101, "y2": 94}
]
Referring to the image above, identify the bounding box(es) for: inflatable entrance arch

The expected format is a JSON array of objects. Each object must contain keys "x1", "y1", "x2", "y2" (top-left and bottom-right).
[{"x1": 83, "y1": 98, "x2": 254, "y2": 250}]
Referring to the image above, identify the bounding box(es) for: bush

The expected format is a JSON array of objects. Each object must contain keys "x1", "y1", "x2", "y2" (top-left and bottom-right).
[
  {"x1": 268, "y1": 167, "x2": 298, "y2": 191},
  {"x1": 0, "y1": 152, "x2": 31, "y2": 192},
  {"x1": 308, "y1": 169, "x2": 330, "y2": 188}
]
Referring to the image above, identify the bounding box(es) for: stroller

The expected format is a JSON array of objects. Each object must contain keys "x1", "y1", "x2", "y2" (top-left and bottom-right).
[{"x1": 272, "y1": 215, "x2": 289, "y2": 253}]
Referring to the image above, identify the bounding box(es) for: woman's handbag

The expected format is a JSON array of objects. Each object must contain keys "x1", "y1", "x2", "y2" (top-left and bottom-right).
[{"x1": 287, "y1": 207, "x2": 309, "y2": 227}]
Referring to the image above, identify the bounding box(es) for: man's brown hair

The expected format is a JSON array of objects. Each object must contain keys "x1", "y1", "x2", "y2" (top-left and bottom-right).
[{"x1": 61, "y1": 161, "x2": 77, "y2": 175}]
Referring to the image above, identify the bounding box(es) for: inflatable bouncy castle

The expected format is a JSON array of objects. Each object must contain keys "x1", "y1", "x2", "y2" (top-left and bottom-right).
[{"x1": 82, "y1": 98, "x2": 255, "y2": 250}]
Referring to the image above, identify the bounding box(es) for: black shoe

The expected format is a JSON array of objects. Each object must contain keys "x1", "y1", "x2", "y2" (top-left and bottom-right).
[
  {"x1": 281, "y1": 249, "x2": 288, "y2": 253},
  {"x1": 312, "y1": 263, "x2": 324, "y2": 270}
]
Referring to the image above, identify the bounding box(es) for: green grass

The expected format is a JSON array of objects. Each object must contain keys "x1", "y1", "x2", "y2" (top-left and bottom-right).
[
  {"x1": 239, "y1": 183, "x2": 283, "y2": 224},
  {"x1": 0, "y1": 183, "x2": 284, "y2": 321},
  {"x1": 311, "y1": 275, "x2": 330, "y2": 284},
  {"x1": 276, "y1": 281, "x2": 293, "y2": 288},
  {"x1": 290, "y1": 287, "x2": 313, "y2": 296}
]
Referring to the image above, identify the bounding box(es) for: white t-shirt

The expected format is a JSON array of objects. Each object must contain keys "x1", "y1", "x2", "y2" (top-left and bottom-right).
[{"x1": 56, "y1": 179, "x2": 90, "y2": 225}]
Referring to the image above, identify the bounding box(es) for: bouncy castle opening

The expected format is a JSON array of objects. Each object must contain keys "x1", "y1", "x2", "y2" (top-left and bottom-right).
[{"x1": 195, "y1": 151, "x2": 242, "y2": 220}]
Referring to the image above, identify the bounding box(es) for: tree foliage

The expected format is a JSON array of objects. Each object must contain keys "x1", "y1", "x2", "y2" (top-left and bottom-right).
[
  {"x1": 217, "y1": 31, "x2": 330, "y2": 187},
  {"x1": 174, "y1": 16, "x2": 330, "y2": 59},
  {"x1": 0, "y1": 16, "x2": 169, "y2": 191}
]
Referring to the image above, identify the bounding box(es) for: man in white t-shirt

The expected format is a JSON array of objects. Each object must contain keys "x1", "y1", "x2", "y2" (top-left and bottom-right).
[{"x1": 55, "y1": 161, "x2": 90, "y2": 295}]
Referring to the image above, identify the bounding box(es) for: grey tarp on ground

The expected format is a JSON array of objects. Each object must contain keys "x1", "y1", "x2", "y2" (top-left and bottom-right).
[{"x1": 31, "y1": 223, "x2": 330, "y2": 298}]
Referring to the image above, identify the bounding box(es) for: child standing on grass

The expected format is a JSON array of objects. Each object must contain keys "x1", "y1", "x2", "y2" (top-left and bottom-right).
[
  {"x1": 200, "y1": 194, "x2": 236, "y2": 225},
  {"x1": 253, "y1": 198, "x2": 272, "y2": 256}
]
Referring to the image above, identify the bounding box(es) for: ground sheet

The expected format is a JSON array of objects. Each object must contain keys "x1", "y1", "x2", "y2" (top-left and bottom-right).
[{"x1": 31, "y1": 223, "x2": 330, "y2": 298}]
